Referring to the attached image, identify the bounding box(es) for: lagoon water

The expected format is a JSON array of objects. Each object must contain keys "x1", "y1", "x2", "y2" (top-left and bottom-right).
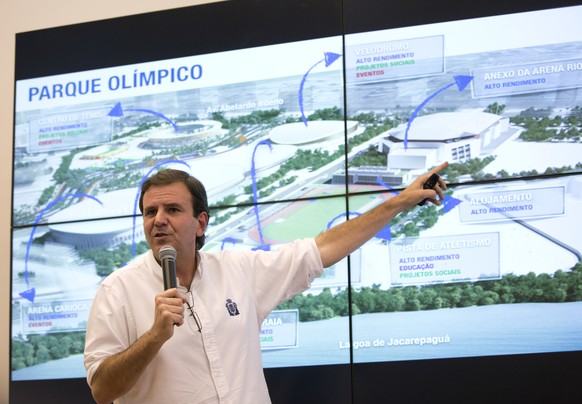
[
  {"x1": 12, "y1": 302, "x2": 582, "y2": 380},
  {"x1": 262, "y1": 301, "x2": 582, "y2": 367}
]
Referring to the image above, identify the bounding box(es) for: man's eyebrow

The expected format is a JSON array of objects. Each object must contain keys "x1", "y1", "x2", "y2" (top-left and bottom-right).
[
  {"x1": 162, "y1": 202, "x2": 183, "y2": 208},
  {"x1": 143, "y1": 201, "x2": 182, "y2": 210},
  {"x1": 157, "y1": 202, "x2": 186, "y2": 211}
]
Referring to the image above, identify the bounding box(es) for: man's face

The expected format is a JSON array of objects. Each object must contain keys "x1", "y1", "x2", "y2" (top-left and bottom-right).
[{"x1": 142, "y1": 181, "x2": 207, "y2": 261}]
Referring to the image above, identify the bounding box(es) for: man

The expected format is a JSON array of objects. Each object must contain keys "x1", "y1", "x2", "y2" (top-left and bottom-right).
[{"x1": 84, "y1": 162, "x2": 448, "y2": 404}]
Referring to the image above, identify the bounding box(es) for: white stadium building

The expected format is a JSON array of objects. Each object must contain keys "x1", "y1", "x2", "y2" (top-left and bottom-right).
[
  {"x1": 47, "y1": 161, "x2": 245, "y2": 250},
  {"x1": 142, "y1": 120, "x2": 223, "y2": 148},
  {"x1": 382, "y1": 111, "x2": 509, "y2": 170}
]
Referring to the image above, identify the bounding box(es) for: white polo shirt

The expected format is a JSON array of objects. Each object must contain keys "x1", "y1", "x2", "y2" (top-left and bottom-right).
[{"x1": 84, "y1": 238, "x2": 323, "y2": 404}]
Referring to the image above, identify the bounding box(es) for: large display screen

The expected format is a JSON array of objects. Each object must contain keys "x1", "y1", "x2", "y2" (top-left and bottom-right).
[{"x1": 10, "y1": 0, "x2": 582, "y2": 402}]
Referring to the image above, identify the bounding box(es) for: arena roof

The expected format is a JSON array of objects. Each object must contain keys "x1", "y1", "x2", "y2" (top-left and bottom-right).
[
  {"x1": 268, "y1": 120, "x2": 358, "y2": 145},
  {"x1": 145, "y1": 120, "x2": 222, "y2": 144},
  {"x1": 389, "y1": 111, "x2": 502, "y2": 142}
]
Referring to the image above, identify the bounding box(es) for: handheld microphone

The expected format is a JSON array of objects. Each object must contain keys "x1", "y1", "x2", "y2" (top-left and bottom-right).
[{"x1": 159, "y1": 245, "x2": 177, "y2": 290}]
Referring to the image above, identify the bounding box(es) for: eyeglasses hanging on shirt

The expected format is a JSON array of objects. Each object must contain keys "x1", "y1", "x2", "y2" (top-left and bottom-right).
[{"x1": 185, "y1": 290, "x2": 202, "y2": 333}]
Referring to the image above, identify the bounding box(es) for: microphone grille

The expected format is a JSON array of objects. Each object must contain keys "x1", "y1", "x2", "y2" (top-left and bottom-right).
[{"x1": 159, "y1": 245, "x2": 177, "y2": 261}]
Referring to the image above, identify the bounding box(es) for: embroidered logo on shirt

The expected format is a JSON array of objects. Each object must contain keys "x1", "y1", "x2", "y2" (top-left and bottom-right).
[{"x1": 225, "y1": 299, "x2": 240, "y2": 316}]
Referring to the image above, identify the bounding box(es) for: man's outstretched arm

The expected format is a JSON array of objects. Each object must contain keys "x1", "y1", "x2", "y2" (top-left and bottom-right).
[{"x1": 315, "y1": 162, "x2": 448, "y2": 268}]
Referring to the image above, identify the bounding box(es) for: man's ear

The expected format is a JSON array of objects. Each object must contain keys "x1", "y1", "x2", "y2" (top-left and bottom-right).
[{"x1": 196, "y1": 211, "x2": 209, "y2": 235}]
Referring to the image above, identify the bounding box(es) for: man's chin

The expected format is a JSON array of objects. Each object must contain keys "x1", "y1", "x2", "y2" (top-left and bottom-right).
[
  {"x1": 154, "y1": 238, "x2": 172, "y2": 245},
  {"x1": 148, "y1": 237, "x2": 171, "y2": 249}
]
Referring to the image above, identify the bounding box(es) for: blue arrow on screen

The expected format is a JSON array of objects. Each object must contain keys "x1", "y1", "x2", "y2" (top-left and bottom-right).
[
  {"x1": 221, "y1": 237, "x2": 238, "y2": 250},
  {"x1": 109, "y1": 102, "x2": 180, "y2": 132},
  {"x1": 250, "y1": 140, "x2": 273, "y2": 251},
  {"x1": 442, "y1": 195, "x2": 463, "y2": 213},
  {"x1": 21, "y1": 193, "x2": 103, "y2": 303},
  {"x1": 298, "y1": 52, "x2": 342, "y2": 126},
  {"x1": 403, "y1": 75, "x2": 474, "y2": 149}
]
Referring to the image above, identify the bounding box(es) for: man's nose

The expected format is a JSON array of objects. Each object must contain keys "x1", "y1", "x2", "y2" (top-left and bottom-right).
[{"x1": 154, "y1": 211, "x2": 168, "y2": 226}]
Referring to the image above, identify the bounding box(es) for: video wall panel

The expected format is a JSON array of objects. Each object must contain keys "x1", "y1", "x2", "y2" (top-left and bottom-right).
[
  {"x1": 341, "y1": 4, "x2": 582, "y2": 369},
  {"x1": 347, "y1": 176, "x2": 582, "y2": 365}
]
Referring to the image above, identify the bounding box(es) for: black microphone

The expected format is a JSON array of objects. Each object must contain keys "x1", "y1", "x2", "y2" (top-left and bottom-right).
[{"x1": 159, "y1": 245, "x2": 177, "y2": 290}]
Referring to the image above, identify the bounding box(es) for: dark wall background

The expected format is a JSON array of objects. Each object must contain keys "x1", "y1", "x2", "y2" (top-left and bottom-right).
[
  {"x1": 11, "y1": 351, "x2": 582, "y2": 403},
  {"x1": 11, "y1": 0, "x2": 582, "y2": 402}
]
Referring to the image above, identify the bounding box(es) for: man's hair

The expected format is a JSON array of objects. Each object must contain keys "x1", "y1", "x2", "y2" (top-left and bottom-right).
[{"x1": 139, "y1": 168, "x2": 210, "y2": 250}]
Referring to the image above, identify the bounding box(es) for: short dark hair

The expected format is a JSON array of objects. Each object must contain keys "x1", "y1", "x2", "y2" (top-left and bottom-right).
[{"x1": 139, "y1": 169, "x2": 210, "y2": 250}]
